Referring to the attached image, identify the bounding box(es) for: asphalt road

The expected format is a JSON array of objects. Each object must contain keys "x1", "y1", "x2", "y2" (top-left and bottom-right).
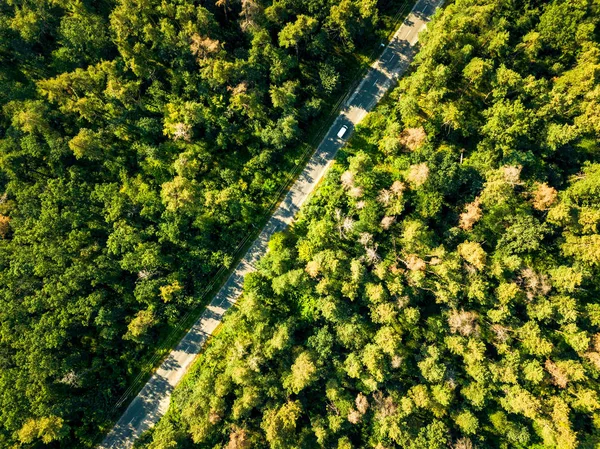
[{"x1": 98, "y1": 0, "x2": 443, "y2": 447}]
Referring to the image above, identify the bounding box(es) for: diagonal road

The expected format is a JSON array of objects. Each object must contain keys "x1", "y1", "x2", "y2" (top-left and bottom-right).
[{"x1": 99, "y1": 0, "x2": 443, "y2": 446}]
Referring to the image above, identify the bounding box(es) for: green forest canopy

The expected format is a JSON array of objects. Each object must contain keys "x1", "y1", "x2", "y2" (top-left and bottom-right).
[
  {"x1": 141, "y1": 0, "x2": 600, "y2": 448},
  {"x1": 0, "y1": 0, "x2": 401, "y2": 447}
]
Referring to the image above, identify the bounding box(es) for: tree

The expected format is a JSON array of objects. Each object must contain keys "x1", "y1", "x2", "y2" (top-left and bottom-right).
[
  {"x1": 18, "y1": 416, "x2": 67, "y2": 444},
  {"x1": 5, "y1": 0, "x2": 600, "y2": 447},
  {"x1": 261, "y1": 401, "x2": 302, "y2": 449},
  {"x1": 160, "y1": 176, "x2": 197, "y2": 212},
  {"x1": 68, "y1": 128, "x2": 105, "y2": 160},
  {"x1": 531, "y1": 182, "x2": 558, "y2": 210},
  {"x1": 326, "y1": 0, "x2": 378, "y2": 51},
  {"x1": 270, "y1": 80, "x2": 299, "y2": 111},
  {"x1": 278, "y1": 15, "x2": 318, "y2": 56},
  {"x1": 457, "y1": 241, "x2": 486, "y2": 270},
  {"x1": 124, "y1": 308, "x2": 157, "y2": 341},
  {"x1": 459, "y1": 198, "x2": 482, "y2": 231},
  {"x1": 284, "y1": 351, "x2": 318, "y2": 394},
  {"x1": 319, "y1": 64, "x2": 340, "y2": 94},
  {"x1": 454, "y1": 410, "x2": 478, "y2": 435}
]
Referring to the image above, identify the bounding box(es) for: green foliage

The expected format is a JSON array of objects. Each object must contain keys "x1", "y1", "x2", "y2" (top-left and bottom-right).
[
  {"x1": 143, "y1": 1, "x2": 600, "y2": 448},
  {"x1": 0, "y1": 0, "x2": 393, "y2": 446}
]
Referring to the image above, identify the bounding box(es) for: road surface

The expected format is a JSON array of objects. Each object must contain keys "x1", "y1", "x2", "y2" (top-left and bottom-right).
[{"x1": 99, "y1": 0, "x2": 443, "y2": 446}]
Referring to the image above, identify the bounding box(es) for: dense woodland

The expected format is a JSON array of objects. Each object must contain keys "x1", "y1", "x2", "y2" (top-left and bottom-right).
[
  {"x1": 142, "y1": 0, "x2": 600, "y2": 448},
  {"x1": 0, "y1": 0, "x2": 396, "y2": 447}
]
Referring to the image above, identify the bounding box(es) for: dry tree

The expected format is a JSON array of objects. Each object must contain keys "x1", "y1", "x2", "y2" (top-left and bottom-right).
[
  {"x1": 399, "y1": 127, "x2": 427, "y2": 151},
  {"x1": 341, "y1": 170, "x2": 355, "y2": 189},
  {"x1": 531, "y1": 182, "x2": 558, "y2": 210},
  {"x1": 349, "y1": 186, "x2": 363, "y2": 198},
  {"x1": 356, "y1": 393, "x2": 369, "y2": 415},
  {"x1": 172, "y1": 122, "x2": 192, "y2": 141},
  {"x1": 342, "y1": 216, "x2": 355, "y2": 233},
  {"x1": 377, "y1": 188, "x2": 392, "y2": 205},
  {"x1": 404, "y1": 254, "x2": 426, "y2": 271},
  {"x1": 391, "y1": 180, "x2": 406, "y2": 195},
  {"x1": 366, "y1": 246, "x2": 381, "y2": 264},
  {"x1": 381, "y1": 216, "x2": 396, "y2": 230},
  {"x1": 407, "y1": 163, "x2": 429, "y2": 187},
  {"x1": 448, "y1": 309, "x2": 479, "y2": 336},
  {"x1": 520, "y1": 267, "x2": 552, "y2": 300},
  {"x1": 502, "y1": 165, "x2": 522, "y2": 185},
  {"x1": 459, "y1": 197, "x2": 482, "y2": 231},
  {"x1": 359, "y1": 232, "x2": 373, "y2": 247}
]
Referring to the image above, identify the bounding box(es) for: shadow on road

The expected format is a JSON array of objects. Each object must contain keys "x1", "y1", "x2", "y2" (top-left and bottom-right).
[
  {"x1": 105, "y1": 374, "x2": 174, "y2": 448},
  {"x1": 412, "y1": 0, "x2": 439, "y2": 21}
]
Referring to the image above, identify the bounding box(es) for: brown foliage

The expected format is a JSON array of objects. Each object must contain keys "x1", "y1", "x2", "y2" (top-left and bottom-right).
[
  {"x1": 229, "y1": 82, "x2": 248, "y2": 96},
  {"x1": 347, "y1": 409, "x2": 361, "y2": 424},
  {"x1": 585, "y1": 351, "x2": 600, "y2": 371},
  {"x1": 593, "y1": 333, "x2": 600, "y2": 352},
  {"x1": 584, "y1": 335, "x2": 600, "y2": 370},
  {"x1": 305, "y1": 260, "x2": 320, "y2": 278},
  {"x1": 459, "y1": 198, "x2": 482, "y2": 231},
  {"x1": 390, "y1": 180, "x2": 406, "y2": 195},
  {"x1": 356, "y1": 393, "x2": 369, "y2": 414},
  {"x1": 521, "y1": 268, "x2": 552, "y2": 300},
  {"x1": 404, "y1": 254, "x2": 426, "y2": 271},
  {"x1": 209, "y1": 410, "x2": 222, "y2": 425},
  {"x1": 399, "y1": 127, "x2": 427, "y2": 151},
  {"x1": 502, "y1": 165, "x2": 522, "y2": 185},
  {"x1": 380, "y1": 216, "x2": 395, "y2": 230},
  {"x1": 226, "y1": 427, "x2": 250, "y2": 449},
  {"x1": 453, "y1": 438, "x2": 475, "y2": 449},
  {"x1": 372, "y1": 391, "x2": 397, "y2": 419},
  {"x1": 407, "y1": 163, "x2": 429, "y2": 187},
  {"x1": 448, "y1": 309, "x2": 479, "y2": 336},
  {"x1": 532, "y1": 182, "x2": 558, "y2": 210},
  {"x1": 545, "y1": 359, "x2": 569, "y2": 388},
  {"x1": 391, "y1": 354, "x2": 403, "y2": 368},
  {"x1": 190, "y1": 34, "x2": 221, "y2": 60}
]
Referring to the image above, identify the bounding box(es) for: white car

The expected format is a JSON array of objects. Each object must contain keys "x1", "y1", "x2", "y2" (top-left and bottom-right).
[{"x1": 337, "y1": 125, "x2": 349, "y2": 138}]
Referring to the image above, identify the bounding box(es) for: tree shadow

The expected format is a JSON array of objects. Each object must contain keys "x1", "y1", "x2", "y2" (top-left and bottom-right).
[{"x1": 101, "y1": 374, "x2": 174, "y2": 448}]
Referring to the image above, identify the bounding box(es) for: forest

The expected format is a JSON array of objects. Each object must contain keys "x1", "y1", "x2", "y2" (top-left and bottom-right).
[
  {"x1": 0, "y1": 0, "x2": 399, "y2": 447},
  {"x1": 140, "y1": 0, "x2": 600, "y2": 448}
]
